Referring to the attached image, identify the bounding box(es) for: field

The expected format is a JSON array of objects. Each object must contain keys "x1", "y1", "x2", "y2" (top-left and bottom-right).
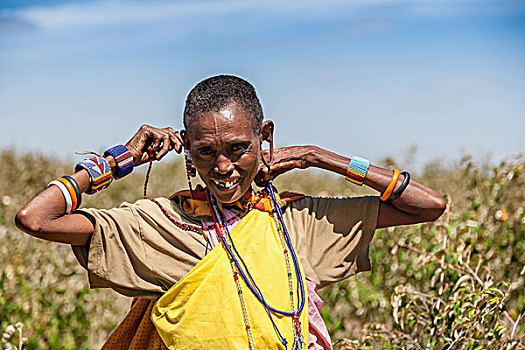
[{"x1": 1, "y1": 149, "x2": 523, "y2": 349}]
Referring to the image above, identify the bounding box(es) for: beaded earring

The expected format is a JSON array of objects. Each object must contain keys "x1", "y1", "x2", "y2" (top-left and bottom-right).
[{"x1": 184, "y1": 148, "x2": 196, "y2": 196}]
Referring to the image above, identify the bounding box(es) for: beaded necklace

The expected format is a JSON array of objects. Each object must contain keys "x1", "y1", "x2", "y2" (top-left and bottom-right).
[
  {"x1": 267, "y1": 183, "x2": 306, "y2": 348},
  {"x1": 206, "y1": 195, "x2": 256, "y2": 349},
  {"x1": 208, "y1": 185, "x2": 305, "y2": 350}
]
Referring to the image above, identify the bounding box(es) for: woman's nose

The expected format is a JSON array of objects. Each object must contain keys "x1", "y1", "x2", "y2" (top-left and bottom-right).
[{"x1": 215, "y1": 153, "x2": 234, "y2": 174}]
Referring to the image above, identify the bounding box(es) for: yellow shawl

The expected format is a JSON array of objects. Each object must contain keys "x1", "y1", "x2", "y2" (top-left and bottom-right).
[{"x1": 151, "y1": 205, "x2": 309, "y2": 349}]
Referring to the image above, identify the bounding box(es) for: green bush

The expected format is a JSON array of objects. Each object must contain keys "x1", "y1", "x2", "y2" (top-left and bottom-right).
[
  {"x1": 1, "y1": 149, "x2": 523, "y2": 349},
  {"x1": 328, "y1": 156, "x2": 524, "y2": 349}
]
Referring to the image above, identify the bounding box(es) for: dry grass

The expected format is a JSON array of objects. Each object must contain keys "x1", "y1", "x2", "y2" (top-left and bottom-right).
[{"x1": 1, "y1": 149, "x2": 523, "y2": 349}]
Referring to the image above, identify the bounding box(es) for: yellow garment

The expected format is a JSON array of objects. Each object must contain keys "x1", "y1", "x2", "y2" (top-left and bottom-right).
[{"x1": 151, "y1": 209, "x2": 309, "y2": 349}]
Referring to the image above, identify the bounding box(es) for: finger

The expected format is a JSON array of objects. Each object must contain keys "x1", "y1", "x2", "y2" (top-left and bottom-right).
[
  {"x1": 138, "y1": 151, "x2": 150, "y2": 167},
  {"x1": 156, "y1": 134, "x2": 171, "y2": 160},
  {"x1": 139, "y1": 125, "x2": 154, "y2": 150},
  {"x1": 263, "y1": 159, "x2": 294, "y2": 181},
  {"x1": 167, "y1": 128, "x2": 183, "y2": 153},
  {"x1": 271, "y1": 167, "x2": 289, "y2": 178},
  {"x1": 173, "y1": 132, "x2": 184, "y2": 153},
  {"x1": 126, "y1": 125, "x2": 151, "y2": 163},
  {"x1": 271, "y1": 160, "x2": 294, "y2": 176},
  {"x1": 150, "y1": 131, "x2": 164, "y2": 151}
]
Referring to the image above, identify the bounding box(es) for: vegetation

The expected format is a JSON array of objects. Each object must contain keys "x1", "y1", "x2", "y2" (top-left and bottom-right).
[{"x1": 1, "y1": 149, "x2": 523, "y2": 349}]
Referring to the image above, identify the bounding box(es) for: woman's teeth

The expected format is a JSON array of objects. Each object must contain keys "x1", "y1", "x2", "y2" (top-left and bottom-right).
[{"x1": 212, "y1": 178, "x2": 240, "y2": 190}]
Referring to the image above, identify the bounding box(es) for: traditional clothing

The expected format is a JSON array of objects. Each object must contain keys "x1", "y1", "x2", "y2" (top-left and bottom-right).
[
  {"x1": 152, "y1": 208, "x2": 309, "y2": 349},
  {"x1": 73, "y1": 188, "x2": 379, "y2": 349}
]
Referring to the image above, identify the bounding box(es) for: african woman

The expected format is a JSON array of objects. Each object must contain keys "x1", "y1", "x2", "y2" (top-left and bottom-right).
[{"x1": 16, "y1": 75, "x2": 446, "y2": 349}]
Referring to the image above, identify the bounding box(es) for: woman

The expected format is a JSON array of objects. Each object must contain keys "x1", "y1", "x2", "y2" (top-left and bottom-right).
[{"x1": 16, "y1": 75, "x2": 446, "y2": 349}]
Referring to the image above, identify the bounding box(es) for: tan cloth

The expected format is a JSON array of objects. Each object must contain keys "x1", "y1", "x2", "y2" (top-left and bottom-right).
[{"x1": 72, "y1": 195, "x2": 379, "y2": 297}]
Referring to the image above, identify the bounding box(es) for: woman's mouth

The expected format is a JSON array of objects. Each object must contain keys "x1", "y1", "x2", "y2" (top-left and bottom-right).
[{"x1": 211, "y1": 178, "x2": 241, "y2": 191}]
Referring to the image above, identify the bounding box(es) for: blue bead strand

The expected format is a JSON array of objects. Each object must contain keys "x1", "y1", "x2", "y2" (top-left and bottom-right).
[{"x1": 208, "y1": 186, "x2": 306, "y2": 349}]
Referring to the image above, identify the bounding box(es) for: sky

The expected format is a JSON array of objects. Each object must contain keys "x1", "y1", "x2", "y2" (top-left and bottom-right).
[{"x1": 1, "y1": 0, "x2": 524, "y2": 169}]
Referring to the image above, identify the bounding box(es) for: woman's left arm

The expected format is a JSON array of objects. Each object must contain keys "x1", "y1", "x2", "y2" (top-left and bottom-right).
[{"x1": 257, "y1": 145, "x2": 446, "y2": 229}]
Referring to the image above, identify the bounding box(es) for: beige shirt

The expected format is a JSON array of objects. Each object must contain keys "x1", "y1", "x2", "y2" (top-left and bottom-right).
[{"x1": 73, "y1": 195, "x2": 380, "y2": 299}]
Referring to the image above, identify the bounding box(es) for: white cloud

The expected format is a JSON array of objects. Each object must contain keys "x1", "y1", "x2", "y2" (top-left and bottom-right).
[
  {"x1": 6, "y1": 0, "x2": 516, "y2": 32},
  {"x1": 15, "y1": 1, "x2": 249, "y2": 30}
]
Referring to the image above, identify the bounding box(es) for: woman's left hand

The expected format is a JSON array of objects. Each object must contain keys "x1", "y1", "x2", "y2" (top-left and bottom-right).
[{"x1": 255, "y1": 146, "x2": 313, "y2": 186}]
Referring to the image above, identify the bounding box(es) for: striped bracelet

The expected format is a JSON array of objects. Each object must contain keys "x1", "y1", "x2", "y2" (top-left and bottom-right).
[
  {"x1": 345, "y1": 156, "x2": 371, "y2": 186},
  {"x1": 48, "y1": 180, "x2": 73, "y2": 213},
  {"x1": 75, "y1": 156, "x2": 113, "y2": 195},
  {"x1": 103, "y1": 145, "x2": 134, "y2": 179},
  {"x1": 48, "y1": 176, "x2": 82, "y2": 213}
]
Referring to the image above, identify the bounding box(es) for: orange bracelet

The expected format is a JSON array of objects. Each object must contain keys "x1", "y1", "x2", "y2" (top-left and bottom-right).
[
  {"x1": 56, "y1": 177, "x2": 78, "y2": 211},
  {"x1": 380, "y1": 169, "x2": 400, "y2": 201}
]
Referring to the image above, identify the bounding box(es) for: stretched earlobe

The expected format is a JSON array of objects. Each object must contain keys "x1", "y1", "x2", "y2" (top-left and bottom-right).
[
  {"x1": 260, "y1": 121, "x2": 274, "y2": 144},
  {"x1": 260, "y1": 121, "x2": 274, "y2": 169}
]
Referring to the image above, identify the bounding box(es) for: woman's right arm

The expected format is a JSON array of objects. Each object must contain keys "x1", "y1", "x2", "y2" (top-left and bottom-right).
[
  {"x1": 15, "y1": 125, "x2": 183, "y2": 246},
  {"x1": 16, "y1": 165, "x2": 105, "y2": 245}
]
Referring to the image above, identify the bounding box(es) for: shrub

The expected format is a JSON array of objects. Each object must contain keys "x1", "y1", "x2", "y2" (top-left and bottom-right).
[
  {"x1": 328, "y1": 155, "x2": 524, "y2": 349},
  {"x1": 1, "y1": 149, "x2": 523, "y2": 348}
]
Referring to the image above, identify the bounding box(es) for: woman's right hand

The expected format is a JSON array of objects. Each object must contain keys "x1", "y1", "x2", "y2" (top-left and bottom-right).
[{"x1": 125, "y1": 125, "x2": 184, "y2": 167}]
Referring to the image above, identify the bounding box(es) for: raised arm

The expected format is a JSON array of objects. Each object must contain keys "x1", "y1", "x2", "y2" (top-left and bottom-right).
[
  {"x1": 15, "y1": 125, "x2": 183, "y2": 245},
  {"x1": 256, "y1": 145, "x2": 446, "y2": 229}
]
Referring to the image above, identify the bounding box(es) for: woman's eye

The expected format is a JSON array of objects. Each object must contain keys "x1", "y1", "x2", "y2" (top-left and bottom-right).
[
  {"x1": 198, "y1": 147, "x2": 214, "y2": 156},
  {"x1": 231, "y1": 144, "x2": 248, "y2": 152}
]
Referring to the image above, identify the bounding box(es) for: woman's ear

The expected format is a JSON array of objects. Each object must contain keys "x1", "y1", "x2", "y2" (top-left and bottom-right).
[
  {"x1": 260, "y1": 120, "x2": 274, "y2": 145},
  {"x1": 260, "y1": 120, "x2": 274, "y2": 167}
]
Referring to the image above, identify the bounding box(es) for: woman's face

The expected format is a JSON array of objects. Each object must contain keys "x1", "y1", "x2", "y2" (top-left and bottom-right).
[{"x1": 185, "y1": 104, "x2": 261, "y2": 204}]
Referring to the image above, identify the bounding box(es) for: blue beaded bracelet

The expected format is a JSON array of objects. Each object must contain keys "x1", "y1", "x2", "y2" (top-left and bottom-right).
[
  {"x1": 103, "y1": 145, "x2": 134, "y2": 179},
  {"x1": 75, "y1": 156, "x2": 113, "y2": 195},
  {"x1": 345, "y1": 156, "x2": 371, "y2": 186}
]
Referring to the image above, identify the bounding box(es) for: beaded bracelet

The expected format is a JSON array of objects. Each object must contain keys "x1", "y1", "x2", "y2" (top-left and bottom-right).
[
  {"x1": 380, "y1": 169, "x2": 400, "y2": 201},
  {"x1": 103, "y1": 145, "x2": 134, "y2": 179},
  {"x1": 345, "y1": 156, "x2": 371, "y2": 186},
  {"x1": 389, "y1": 171, "x2": 410, "y2": 201},
  {"x1": 75, "y1": 156, "x2": 113, "y2": 195}
]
